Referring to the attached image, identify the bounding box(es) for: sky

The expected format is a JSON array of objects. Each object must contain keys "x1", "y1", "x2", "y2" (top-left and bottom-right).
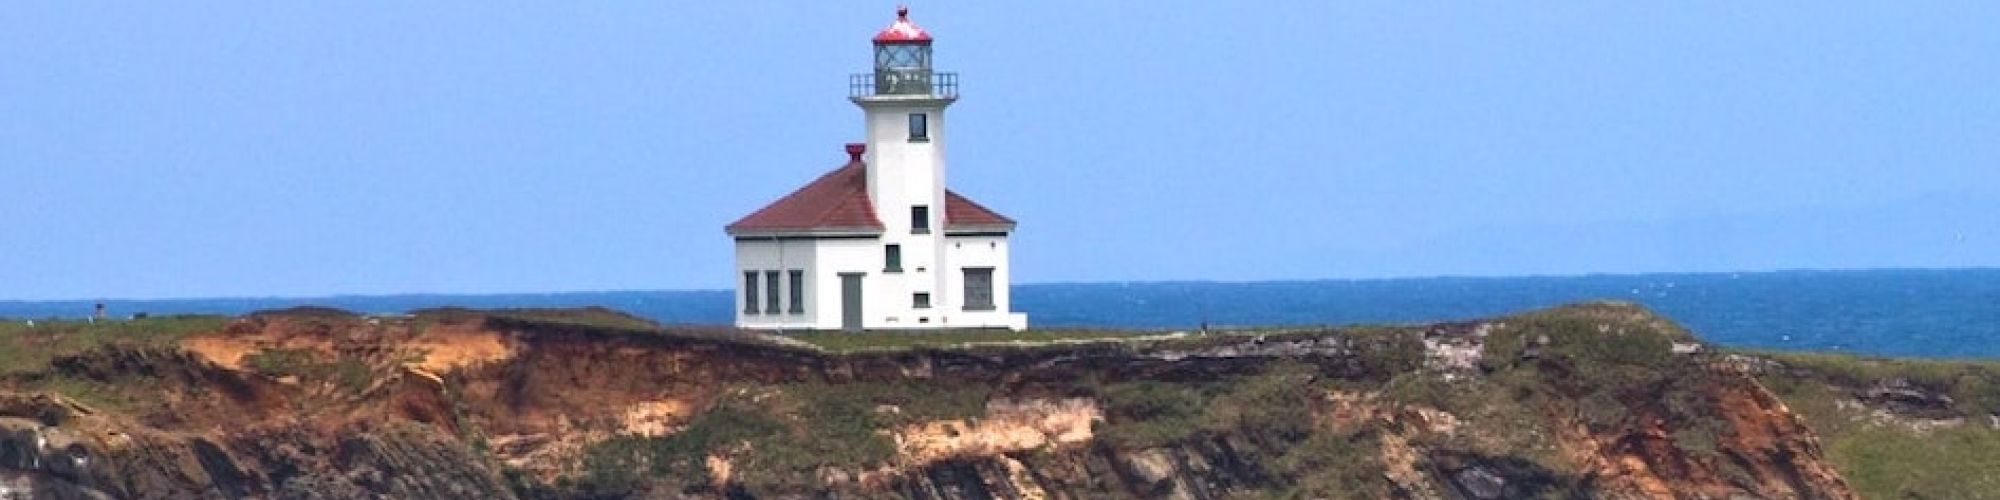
[{"x1": 3, "y1": 2, "x2": 1998, "y2": 300}]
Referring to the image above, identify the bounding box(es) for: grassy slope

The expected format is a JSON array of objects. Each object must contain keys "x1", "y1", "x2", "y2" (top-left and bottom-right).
[
  {"x1": 1745, "y1": 351, "x2": 2000, "y2": 498},
  {"x1": 0, "y1": 315, "x2": 228, "y2": 375},
  {"x1": 4, "y1": 308, "x2": 1999, "y2": 497},
  {"x1": 786, "y1": 328, "x2": 1154, "y2": 353},
  {"x1": 0, "y1": 315, "x2": 230, "y2": 412}
]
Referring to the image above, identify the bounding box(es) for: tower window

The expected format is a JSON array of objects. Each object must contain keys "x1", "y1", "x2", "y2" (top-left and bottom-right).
[
  {"x1": 885, "y1": 244, "x2": 903, "y2": 273},
  {"x1": 913, "y1": 292, "x2": 932, "y2": 309},
  {"x1": 742, "y1": 271, "x2": 759, "y2": 314},
  {"x1": 788, "y1": 270, "x2": 805, "y2": 314},
  {"x1": 764, "y1": 270, "x2": 781, "y2": 314},
  {"x1": 908, "y1": 113, "x2": 929, "y2": 142},
  {"x1": 911, "y1": 205, "x2": 930, "y2": 234}
]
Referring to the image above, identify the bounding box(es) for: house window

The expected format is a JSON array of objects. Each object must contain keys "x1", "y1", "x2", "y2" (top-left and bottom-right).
[
  {"x1": 908, "y1": 113, "x2": 928, "y2": 142},
  {"x1": 911, "y1": 205, "x2": 930, "y2": 234},
  {"x1": 788, "y1": 270, "x2": 805, "y2": 314},
  {"x1": 913, "y1": 292, "x2": 932, "y2": 309},
  {"x1": 885, "y1": 244, "x2": 903, "y2": 273},
  {"x1": 764, "y1": 270, "x2": 781, "y2": 314},
  {"x1": 963, "y1": 267, "x2": 995, "y2": 311},
  {"x1": 742, "y1": 271, "x2": 759, "y2": 314}
]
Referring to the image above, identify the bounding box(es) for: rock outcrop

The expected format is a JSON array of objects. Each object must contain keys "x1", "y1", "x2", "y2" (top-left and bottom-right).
[{"x1": 0, "y1": 304, "x2": 1858, "y2": 499}]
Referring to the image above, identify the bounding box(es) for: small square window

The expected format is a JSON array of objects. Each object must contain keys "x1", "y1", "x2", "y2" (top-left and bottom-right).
[
  {"x1": 913, "y1": 292, "x2": 932, "y2": 309},
  {"x1": 908, "y1": 113, "x2": 929, "y2": 142},
  {"x1": 885, "y1": 244, "x2": 903, "y2": 273},
  {"x1": 911, "y1": 205, "x2": 930, "y2": 234}
]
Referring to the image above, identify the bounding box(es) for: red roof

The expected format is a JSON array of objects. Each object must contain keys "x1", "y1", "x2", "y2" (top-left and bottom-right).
[
  {"x1": 727, "y1": 156, "x2": 1015, "y2": 236},
  {"x1": 944, "y1": 190, "x2": 1014, "y2": 229},
  {"x1": 726, "y1": 162, "x2": 882, "y2": 234},
  {"x1": 873, "y1": 6, "x2": 932, "y2": 43}
]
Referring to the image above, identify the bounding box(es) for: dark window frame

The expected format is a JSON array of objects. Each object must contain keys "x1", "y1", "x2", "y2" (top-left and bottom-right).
[
  {"x1": 787, "y1": 270, "x2": 805, "y2": 314},
  {"x1": 764, "y1": 270, "x2": 781, "y2": 315},
  {"x1": 911, "y1": 205, "x2": 930, "y2": 234},
  {"x1": 908, "y1": 113, "x2": 929, "y2": 142},
  {"x1": 742, "y1": 271, "x2": 760, "y2": 314},
  {"x1": 885, "y1": 244, "x2": 903, "y2": 273},
  {"x1": 963, "y1": 267, "x2": 996, "y2": 311},
  {"x1": 913, "y1": 292, "x2": 932, "y2": 309}
]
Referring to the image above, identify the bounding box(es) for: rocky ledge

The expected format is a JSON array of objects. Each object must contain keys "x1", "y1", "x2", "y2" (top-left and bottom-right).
[{"x1": 0, "y1": 302, "x2": 1926, "y2": 499}]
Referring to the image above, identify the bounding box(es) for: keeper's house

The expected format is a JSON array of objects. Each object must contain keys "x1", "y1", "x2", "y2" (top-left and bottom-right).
[{"x1": 726, "y1": 8, "x2": 1027, "y2": 332}]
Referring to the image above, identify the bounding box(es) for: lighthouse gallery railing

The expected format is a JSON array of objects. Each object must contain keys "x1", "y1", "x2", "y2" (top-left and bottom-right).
[{"x1": 849, "y1": 72, "x2": 958, "y2": 98}]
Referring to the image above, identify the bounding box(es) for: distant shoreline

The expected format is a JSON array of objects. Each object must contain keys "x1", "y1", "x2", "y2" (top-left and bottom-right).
[{"x1": 4, "y1": 267, "x2": 1996, "y2": 359}]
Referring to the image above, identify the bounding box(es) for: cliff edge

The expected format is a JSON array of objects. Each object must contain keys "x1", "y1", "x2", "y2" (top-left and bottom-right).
[{"x1": 0, "y1": 302, "x2": 1944, "y2": 498}]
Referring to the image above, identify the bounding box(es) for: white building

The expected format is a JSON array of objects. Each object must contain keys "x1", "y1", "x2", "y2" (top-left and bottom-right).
[{"x1": 726, "y1": 8, "x2": 1027, "y2": 332}]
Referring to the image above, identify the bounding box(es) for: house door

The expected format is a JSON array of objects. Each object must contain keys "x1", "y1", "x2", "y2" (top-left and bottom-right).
[{"x1": 839, "y1": 273, "x2": 865, "y2": 332}]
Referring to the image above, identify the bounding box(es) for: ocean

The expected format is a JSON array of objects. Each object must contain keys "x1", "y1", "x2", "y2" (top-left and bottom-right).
[{"x1": 2, "y1": 268, "x2": 1995, "y2": 359}]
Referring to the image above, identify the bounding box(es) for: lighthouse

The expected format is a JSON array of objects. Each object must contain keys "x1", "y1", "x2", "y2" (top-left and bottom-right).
[{"x1": 726, "y1": 7, "x2": 1026, "y2": 332}]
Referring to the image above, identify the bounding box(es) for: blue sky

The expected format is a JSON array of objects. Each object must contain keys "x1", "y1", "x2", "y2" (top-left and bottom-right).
[{"x1": 3, "y1": 2, "x2": 1997, "y2": 300}]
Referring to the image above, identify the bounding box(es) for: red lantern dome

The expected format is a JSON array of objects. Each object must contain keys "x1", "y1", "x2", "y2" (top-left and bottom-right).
[{"x1": 872, "y1": 6, "x2": 932, "y2": 43}]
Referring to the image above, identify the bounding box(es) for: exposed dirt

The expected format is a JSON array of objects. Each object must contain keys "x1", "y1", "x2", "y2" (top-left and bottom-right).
[{"x1": 0, "y1": 304, "x2": 1860, "y2": 499}]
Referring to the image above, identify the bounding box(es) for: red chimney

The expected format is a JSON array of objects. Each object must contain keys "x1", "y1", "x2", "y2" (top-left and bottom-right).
[{"x1": 845, "y1": 143, "x2": 866, "y2": 163}]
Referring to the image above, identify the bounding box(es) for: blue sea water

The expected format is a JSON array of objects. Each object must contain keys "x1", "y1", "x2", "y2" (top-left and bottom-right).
[{"x1": 1, "y1": 268, "x2": 1995, "y2": 359}]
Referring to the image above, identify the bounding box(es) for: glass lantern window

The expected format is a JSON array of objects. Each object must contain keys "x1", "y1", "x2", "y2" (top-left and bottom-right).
[{"x1": 875, "y1": 44, "x2": 930, "y2": 70}]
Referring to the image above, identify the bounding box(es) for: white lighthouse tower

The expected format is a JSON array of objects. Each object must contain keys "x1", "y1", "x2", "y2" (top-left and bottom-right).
[{"x1": 726, "y1": 7, "x2": 1026, "y2": 332}]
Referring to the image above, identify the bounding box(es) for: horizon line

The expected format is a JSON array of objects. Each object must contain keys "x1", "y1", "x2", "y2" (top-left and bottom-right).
[{"x1": 3, "y1": 265, "x2": 1993, "y2": 304}]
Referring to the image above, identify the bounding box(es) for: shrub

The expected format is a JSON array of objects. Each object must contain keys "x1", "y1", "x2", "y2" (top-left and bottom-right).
[
  {"x1": 572, "y1": 383, "x2": 920, "y2": 497},
  {"x1": 242, "y1": 348, "x2": 377, "y2": 395},
  {"x1": 1275, "y1": 431, "x2": 1386, "y2": 499},
  {"x1": 1100, "y1": 380, "x2": 1214, "y2": 449},
  {"x1": 1203, "y1": 361, "x2": 1320, "y2": 442}
]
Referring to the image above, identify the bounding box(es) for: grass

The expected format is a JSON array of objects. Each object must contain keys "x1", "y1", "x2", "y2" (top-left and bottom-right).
[
  {"x1": 1830, "y1": 424, "x2": 2000, "y2": 497},
  {"x1": 569, "y1": 379, "x2": 985, "y2": 497},
  {"x1": 786, "y1": 327, "x2": 1160, "y2": 353},
  {"x1": 241, "y1": 347, "x2": 377, "y2": 394},
  {"x1": 0, "y1": 315, "x2": 229, "y2": 376},
  {"x1": 434, "y1": 306, "x2": 661, "y2": 332},
  {"x1": 1098, "y1": 379, "x2": 1219, "y2": 449},
  {"x1": 1741, "y1": 349, "x2": 2000, "y2": 499},
  {"x1": 1746, "y1": 349, "x2": 2000, "y2": 416}
]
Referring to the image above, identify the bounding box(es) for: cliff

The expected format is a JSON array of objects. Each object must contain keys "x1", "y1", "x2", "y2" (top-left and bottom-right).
[{"x1": 0, "y1": 302, "x2": 1974, "y2": 499}]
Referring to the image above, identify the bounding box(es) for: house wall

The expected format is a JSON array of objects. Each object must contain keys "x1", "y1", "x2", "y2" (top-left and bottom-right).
[
  {"x1": 735, "y1": 233, "x2": 1024, "y2": 331},
  {"x1": 944, "y1": 233, "x2": 1024, "y2": 329},
  {"x1": 733, "y1": 238, "x2": 820, "y2": 330}
]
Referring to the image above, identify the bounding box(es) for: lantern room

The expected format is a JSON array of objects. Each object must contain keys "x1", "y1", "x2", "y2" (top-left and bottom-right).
[{"x1": 866, "y1": 6, "x2": 945, "y2": 96}]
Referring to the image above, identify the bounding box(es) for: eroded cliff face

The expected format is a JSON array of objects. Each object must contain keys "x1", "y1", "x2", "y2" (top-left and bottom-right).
[{"x1": 0, "y1": 304, "x2": 1858, "y2": 499}]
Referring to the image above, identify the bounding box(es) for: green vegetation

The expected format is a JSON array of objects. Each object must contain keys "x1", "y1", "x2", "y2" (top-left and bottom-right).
[
  {"x1": 1098, "y1": 362, "x2": 1328, "y2": 449},
  {"x1": 409, "y1": 306, "x2": 665, "y2": 334},
  {"x1": 1829, "y1": 425, "x2": 2000, "y2": 497},
  {"x1": 0, "y1": 315, "x2": 228, "y2": 375},
  {"x1": 788, "y1": 328, "x2": 1154, "y2": 353},
  {"x1": 242, "y1": 348, "x2": 375, "y2": 394},
  {"x1": 1362, "y1": 303, "x2": 1744, "y2": 481},
  {"x1": 1744, "y1": 350, "x2": 2000, "y2": 499},
  {"x1": 1751, "y1": 350, "x2": 2000, "y2": 417},
  {"x1": 1100, "y1": 361, "x2": 1395, "y2": 499},
  {"x1": 1099, "y1": 380, "x2": 1219, "y2": 449},
  {"x1": 1478, "y1": 305, "x2": 1692, "y2": 430},
  {"x1": 568, "y1": 379, "x2": 991, "y2": 497},
  {"x1": 1275, "y1": 432, "x2": 1388, "y2": 500},
  {"x1": 12, "y1": 304, "x2": 1998, "y2": 498}
]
